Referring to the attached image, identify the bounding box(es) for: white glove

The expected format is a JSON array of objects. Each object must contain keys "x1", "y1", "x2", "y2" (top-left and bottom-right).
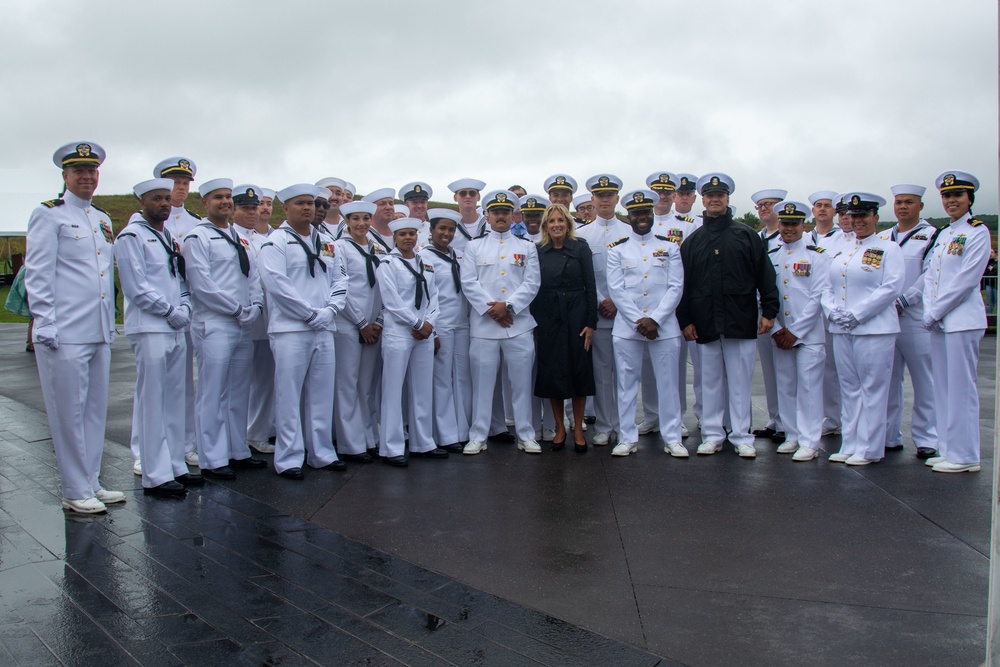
[
  {"x1": 236, "y1": 306, "x2": 259, "y2": 327},
  {"x1": 166, "y1": 306, "x2": 191, "y2": 330},
  {"x1": 923, "y1": 315, "x2": 942, "y2": 332},
  {"x1": 842, "y1": 312, "x2": 860, "y2": 330},
  {"x1": 829, "y1": 308, "x2": 851, "y2": 326},
  {"x1": 308, "y1": 307, "x2": 334, "y2": 331},
  {"x1": 35, "y1": 325, "x2": 59, "y2": 350}
]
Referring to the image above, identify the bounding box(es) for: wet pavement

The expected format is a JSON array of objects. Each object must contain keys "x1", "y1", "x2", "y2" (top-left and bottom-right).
[{"x1": 0, "y1": 323, "x2": 994, "y2": 666}]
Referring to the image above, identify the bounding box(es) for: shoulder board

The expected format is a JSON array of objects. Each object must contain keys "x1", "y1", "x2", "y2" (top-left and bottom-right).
[
  {"x1": 654, "y1": 234, "x2": 670, "y2": 242},
  {"x1": 878, "y1": 232, "x2": 891, "y2": 240},
  {"x1": 513, "y1": 233, "x2": 527, "y2": 240},
  {"x1": 41, "y1": 198, "x2": 64, "y2": 208},
  {"x1": 768, "y1": 247, "x2": 779, "y2": 254},
  {"x1": 92, "y1": 204, "x2": 112, "y2": 217},
  {"x1": 676, "y1": 215, "x2": 695, "y2": 223},
  {"x1": 116, "y1": 231, "x2": 137, "y2": 239},
  {"x1": 185, "y1": 209, "x2": 202, "y2": 220},
  {"x1": 807, "y1": 245, "x2": 825, "y2": 253},
  {"x1": 970, "y1": 217, "x2": 984, "y2": 227},
  {"x1": 607, "y1": 237, "x2": 629, "y2": 248},
  {"x1": 260, "y1": 241, "x2": 274, "y2": 248},
  {"x1": 576, "y1": 218, "x2": 591, "y2": 226}
]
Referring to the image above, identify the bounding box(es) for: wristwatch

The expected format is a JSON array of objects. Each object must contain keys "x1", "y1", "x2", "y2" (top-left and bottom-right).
[{"x1": 505, "y1": 302, "x2": 514, "y2": 313}]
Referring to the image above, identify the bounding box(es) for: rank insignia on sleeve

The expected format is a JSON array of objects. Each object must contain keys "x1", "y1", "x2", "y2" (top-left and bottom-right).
[
  {"x1": 861, "y1": 248, "x2": 884, "y2": 269},
  {"x1": 793, "y1": 261, "x2": 811, "y2": 277},
  {"x1": 512, "y1": 253, "x2": 525, "y2": 267}
]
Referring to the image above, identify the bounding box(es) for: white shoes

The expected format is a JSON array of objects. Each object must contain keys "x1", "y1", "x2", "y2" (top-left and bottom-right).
[
  {"x1": 697, "y1": 441, "x2": 723, "y2": 455},
  {"x1": 736, "y1": 444, "x2": 757, "y2": 458},
  {"x1": 248, "y1": 440, "x2": 275, "y2": 454},
  {"x1": 828, "y1": 452, "x2": 850, "y2": 463},
  {"x1": 541, "y1": 429, "x2": 557, "y2": 442},
  {"x1": 776, "y1": 440, "x2": 798, "y2": 454},
  {"x1": 95, "y1": 488, "x2": 126, "y2": 504},
  {"x1": 681, "y1": 424, "x2": 689, "y2": 438},
  {"x1": 463, "y1": 440, "x2": 487, "y2": 455},
  {"x1": 924, "y1": 455, "x2": 947, "y2": 467},
  {"x1": 636, "y1": 421, "x2": 659, "y2": 435},
  {"x1": 518, "y1": 439, "x2": 542, "y2": 454},
  {"x1": 664, "y1": 442, "x2": 689, "y2": 458},
  {"x1": 612, "y1": 442, "x2": 638, "y2": 456},
  {"x1": 932, "y1": 461, "x2": 981, "y2": 473},
  {"x1": 185, "y1": 451, "x2": 200, "y2": 466},
  {"x1": 133, "y1": 459, "x2": 142, "y2": 476},
  {"x1": 792, "y1": 447, "x2": 818, "y2": 461},
  {"x1": 62, "y1": 497, "x2": 107, "y2": 514},
  {"x1": 592, "y1": 431, "x2": 616, "y2": 446},
  {"x1": 846, "y1": 454, "x2": 879, "y2": 466}
]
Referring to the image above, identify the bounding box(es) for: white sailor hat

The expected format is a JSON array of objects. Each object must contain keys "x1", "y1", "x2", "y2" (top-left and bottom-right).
[
  {"x1": 312, "y1": 186, "x2": 330, "y2": 201},
  {"x1": 363, "y1": 187, "x2": 396, "y2": 203},
  {"x1": 427, "y1": 208, "x2": 462, "y2": 222},
  {"x1": 621, "y1": 189, "x2": 657, "y2": 211},
  {"x1": 277, "y1": 184, "x2": 317, "y2": 202},
  {"x1": 572, "y1": 194, "x2": 593, "y2": 209},
  {"x1": 775, "y1": 200, "x2": 810, "y2": 222},
  {"x1": 697, "y1": 173, "x2": 735, "y2": 195},
  {"x1": 808, "y1": 190, "x2": 838, "y2": 205},
  {"x1": 340, "y1": 201, "x2": 376, "y2": 216},
  {"x1": 394, "y1": 204, "x2": 410, "y2": 216},
  {"x1": 676, "y1": 174, "x2": 698, "y2": 192},
  {"x1": 316, "y1": 177, "x2": 346, "y2": 190},
  {"x1": 841, "y1": 192, "x2": 886, "y2": 214},
  {"x1": 133, "y1": 178, "x2": 175, "y2": 198},
  {"x1": 646, "y1": 171, "x2": 679, "y2": 192},
  {"x1": 198, "y1": 178, "x2": 233, "y2": 197},
  {"x1": 482, "y1": 190, "x2": 518, "y2": 211},
  {"x1": 342, "y1": 181, "x2": 356, "y2": 196},
  {"x1": 448, "y1": 178, "x2": 486, "y2": 193},
  {"x1": 400, "y1": 181, "x2": 432, "y2": 201},
  {"x1": 751, "y1": 188, "x2": 788, "y2": 204},
  {"x1": 890, "y1": 184, "x2": 926, "y2": 198},
  {"x1": 389, "y1": 217, "x2": 423, "y2": 233},
  {"x1": 53, "y1": 141, "x2": 105, "y2": 168},
  {"x1": 544, "y1": 174, "x2": 578, "y2": 194},
  {"x1": 518, "y1": 194, "x2": 550, "y2": 212},
  {"x1": 936, "y1": 170, "x2": 979, "y2": 193},
  {"x1": 260, "y1": 188, "x2": 276, "y2": 200},
  {"x1": 586, "y1": 174, "x2": 622, "y2": 194},
  {"x1": 154, "y1": 157, "x2": 196, "y2": 179},
  {"x1": 233, "y1": 184, "x2": 262, "y2": 205}
]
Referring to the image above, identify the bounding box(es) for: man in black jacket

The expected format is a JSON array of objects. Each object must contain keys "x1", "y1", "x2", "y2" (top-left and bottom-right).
[{"x1": 677, "y1": 173, "x2": 779, "y2": 458}]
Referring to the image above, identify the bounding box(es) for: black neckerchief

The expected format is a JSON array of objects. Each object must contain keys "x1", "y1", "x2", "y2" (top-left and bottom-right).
[
  {"x1": 205, "y1": 223, "x2": 250, "y2": 277},
  {"x1": 141, "y1": 222, "x2": 185, "y2": 280},
  {"x1": 426, "y1": 247, "x2": 461, "y2": 293},
  {"x1": 892, "y1": 224, "x2": 924, "y2": 248},
  {"x1": 396, "y1": 253, "x2": 429, "y2": 309},
  {"x1": 456, "y1": 217, "x2": 487, "y2": 240},
  {"x1": 283, "y1": 228, "x2": 326, "y2": 277},
  {"x1": 369, "y1": 229, "x2": 392, "y2": 253},
  {"x1": 349, "y1": 239, "x2": 380, "y2": 286}
]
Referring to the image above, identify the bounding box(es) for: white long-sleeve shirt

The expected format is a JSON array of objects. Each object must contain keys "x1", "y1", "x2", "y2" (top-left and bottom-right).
[
  {"x1": 181, "y1": 221, "x2": 263, "y2": 323},
  {"x1": 821, "y1": 233, "x2": 904, "y2": 335},
  {"x1": 377, "y1": 249, "x2": 439, "y2": 338},
  {"x1": 115, "y1": 219, "x2": 190, "y2": 334},
  {"x1": 922, "y1": 212, "x2": 991, "y2": 332},
  {"x1": 606, "y1": 230, "x2": 684, "y2": 341},
  {"x1": 460, "y1": 229, "x2": 540, "y2": 339}
]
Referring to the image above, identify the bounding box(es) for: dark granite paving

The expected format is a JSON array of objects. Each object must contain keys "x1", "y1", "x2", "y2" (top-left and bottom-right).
[{"x1": 0, "y1": 323, "x2": 994, "y2": 666}]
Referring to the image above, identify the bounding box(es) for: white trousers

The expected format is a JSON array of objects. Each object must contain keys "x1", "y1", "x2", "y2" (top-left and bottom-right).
[
  {"x1": 432, "y1": 328, "x2": 472, "y2": 445},
  {"x1": 772, "y1": 341, "x2": 825, "y2": 450},
  {"x1": 699, "y1": 338, "x2": 755, "y2": 447},
  {"x1": 757, "y1": 332, "x2": 782, "y2": 430},
  {"x1": 833, "y1": 333, "x2": 896, "y2": 460},
  {"x1": 591, "y1": 327, "x2": 619, "y2": 434},
  {"x1": 35, "y1": 343, "x2": 110, "y2": 500},
  {"x1": 469, "y1": 333, "x2": 535, "y2": 442},
  {"x1": 191, "y1": 320, "x2": 253, "y2": 469},
  {"x1": 247, "y1": 339, "x2": 276, "y2": 442},
  {"x1": 822, "y1": 327, "x2": 841, "y2": 431},
  {"x1": 930, "y1": 329, "x2": 983, "y2": 464},
  {"x1": 885, "y1": 325, "x2": 937, "y2": 448},
  {"x1": 640, "y1": 346, "x2": 658, "y2": 424},
  {"x1": 380, "y1": 334, "x2": 436, "y2": 457},
  {"x1": 641, "y1": 339, "x2": 701, "y2": 424},
  {"x1": 270, "y1": 330, "x2": 338, "y2": 472},
  {"x1": 333, "y1": 332, "x2": 381, "y2": 454},
  {"x1": 129, "y1": 333, "x2": 188, "y2": 487},
  {"x1": 615, "y1": 336, "x2": 681, "y2": 444}
]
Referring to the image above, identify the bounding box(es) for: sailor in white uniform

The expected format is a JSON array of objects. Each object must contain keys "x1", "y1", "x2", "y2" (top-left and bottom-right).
[
  {"x1": 768, "y1": 201, "x2": 830, "y2": 462},
  {"x1": 606, "y1": 189, "x2": 686, "y2": 458},
  {"x1": 25, "y1": 141, "x2": 125, "y2": 514},
  {"x1": 460, "y1": 190, "x2": 542, "y2": 454},
  {"x1": 247, "y1": 186, "x2": 277, "y2": 454},
  {"x1": 448, "y1": 178, "x2": 488, "y2": 252},
  {"x1": 544, "y1": 174, "x2": 577, "y2": 210},
  {"x1": 362, "y1": 187, "x2": 397, "y2": 253},
  {"x1": 808, "y1": 190, "x2": 844, "y2": 437},
  {"x1": 115, "y1": 179, "x2": 197, "y2": 497},
  {"x1": 923, "y1": 171, "x2": 991, "y2": 473},
  {"x1": 182, "y1": 178, "x2": 267, "y2": 479},
  {"x1": 669, "y1": 174, "x2": 704, "y2": 430}
]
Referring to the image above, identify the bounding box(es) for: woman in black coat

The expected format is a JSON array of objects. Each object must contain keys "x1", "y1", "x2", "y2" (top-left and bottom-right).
[{"x1": 530, "y1": 204, "x2": 597, "y2": 452}]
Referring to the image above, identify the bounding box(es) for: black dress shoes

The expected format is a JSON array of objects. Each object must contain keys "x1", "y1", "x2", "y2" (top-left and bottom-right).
[
  {"x1": 383, "y1": 455, "x2": 408, "y2": 467},
  {"x1": 770, "y1": 431, "x2": 786, "y2": 444},
  {"x1": 584, "y1": 415, "x2": 596, "y2": 425},
  {"x1": 322, "y1": 460, "x2": 347, "y2": 471},
  {"x1": 174, "y1": 473, "x2": 204, "y2": 486},
  {"x1": 143, "y1": 480, "x2": 188, "y2": 497},
  {"x1": 916, "y1": 447, "x2": 938, "y2": 459},
  {"x1": 278, "y1": 467, "x2": 304, "y2": 479},
  {"x1": 410, "y1": 448, "x2": 449, "y2": 459},
  {"x1": 885, "y1": 444, "x2": 904, "y2": 452},
  {"x1": 440, "y1": 443, "x2": 465, "y2": 453},
  {"x1": 202, "y1": 466, "x2": 236, "y2": 480},
  {"x1": 341, "y1": 452, "x2": 374, "y2": 464},
  {"x1": 489, "y1": 431, "x2": 516, "y2": 443},
  {"x1": 230, "y1": 457, "x2": 267, "y2": 469},
  {"x1": 752, "y1": 427, "x2": 777, "y2": 438}
]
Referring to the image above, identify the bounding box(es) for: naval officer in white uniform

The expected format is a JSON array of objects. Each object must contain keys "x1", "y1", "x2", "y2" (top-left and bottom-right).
[
  {"x1": 25, "y1": 141, "x2": 125, "y2": 514},
  {"x1": 808, "y1": 190, "x2": 844, "y2": 437}
]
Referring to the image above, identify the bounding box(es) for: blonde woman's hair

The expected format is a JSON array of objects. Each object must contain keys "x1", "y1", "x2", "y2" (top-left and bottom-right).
[{"x1": 539, "y1": 204, "x2": 578, "y2": 247}]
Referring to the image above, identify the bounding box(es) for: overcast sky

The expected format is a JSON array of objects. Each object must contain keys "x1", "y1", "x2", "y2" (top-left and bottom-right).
[{"x1": 0, "y1": 0, "x2": 996, "y2": 230}]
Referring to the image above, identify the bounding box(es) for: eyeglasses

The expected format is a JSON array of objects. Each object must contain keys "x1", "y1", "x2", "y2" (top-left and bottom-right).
[
  {"x1": 755, "y1": 202, "x2": 776, "y2": 210},
  {"x1": 456, "y1": 190, "x2": 479, "y2": 198}
]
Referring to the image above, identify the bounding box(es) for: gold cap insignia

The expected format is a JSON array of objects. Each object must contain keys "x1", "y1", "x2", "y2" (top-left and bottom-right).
[
  {"x1": 179, "y1": 159, "x2": 190, "y2": 170},
  {"x1": 527, "y1": 198, "x2": 537, "y2": 208},
  {"x1": 784, "y1": 203, "x2": 795, "y2": 214},
  {"x1": 77, "y1": 144, "x2": 91, "y2": 157},
  {"x1": 944, "y1": 174, "x2": 955, "y2": 186},
  {"x1": 599, "y1": 176, "x2": 610, "y2": 187},
  {"x1": 633, "y1": 192, "x2": 645, "y2": 203},
  {"x1": 496, "y1": 193, "x2": 507, "y2": 203},
  {"x1": 851, "y1": 195, "x2": 861, "y2": 205},
  {"x1": 710, "y1": 176, "x2": 720, "y2": 186},
  {"x1": 247, "y1": 188, "x2": 256, "y2": 198},
  {"x1": 681, "y1": 177, "x2": 689, "y2": 186},
  {"x1": 414, "y1": 185, "x2": 422, "y2": 193},
  {"x1": 555, "y1": 176, "x2": 566, "y2": 185},
  {"x1": 659, "y1": 174, "x2": 669, "y2": 183}
]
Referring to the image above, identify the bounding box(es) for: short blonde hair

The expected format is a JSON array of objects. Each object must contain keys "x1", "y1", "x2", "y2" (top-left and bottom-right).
[{"x1": 539, "y1": 204, "x2": 578, "y2": 247}]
